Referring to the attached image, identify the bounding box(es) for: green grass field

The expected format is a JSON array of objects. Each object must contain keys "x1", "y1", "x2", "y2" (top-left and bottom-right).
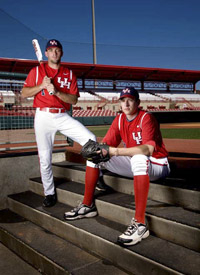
[
  {"x1": 160, "y1": 128, "x2": 200, "y2": 139},
  {"x1": 87, "y1": 125, "x2": 200, "y2": 139}
]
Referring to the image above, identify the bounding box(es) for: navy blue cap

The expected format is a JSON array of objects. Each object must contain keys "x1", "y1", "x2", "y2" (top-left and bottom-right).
[
  {"x1": 45, "y1": 39, "x2": 63, "y2": 51},
  {"x1": 119, "y1": 87, "x2": 139, "y2": 100}
]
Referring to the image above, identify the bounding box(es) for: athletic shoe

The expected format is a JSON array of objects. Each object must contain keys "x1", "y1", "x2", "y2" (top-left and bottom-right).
[
  {"x1": 117, "y1": 218, "x2": 149, "y2": 246},
  {"x1": 64, "y1": 203, "x2": 98, "y2": 220},
  {"x1": 43, "y1": 194, "x2": 57, "y2": 207},
  {"x1": 96, "y1": 176, "x2": 113, "y2": 192}
]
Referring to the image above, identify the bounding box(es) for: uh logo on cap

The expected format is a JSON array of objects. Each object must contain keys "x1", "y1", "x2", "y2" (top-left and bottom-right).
[{"x1": 50, "y1": 40, "x2": 57, "y2": 46}]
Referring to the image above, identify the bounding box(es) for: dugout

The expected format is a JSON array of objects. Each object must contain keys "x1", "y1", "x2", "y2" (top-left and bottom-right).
[
  {"x1": 1, "y1": 58, "x2": 200, "y2": 91},
  {"x1": 0, "y1": 58, "x2": 200, "y2": 128}
]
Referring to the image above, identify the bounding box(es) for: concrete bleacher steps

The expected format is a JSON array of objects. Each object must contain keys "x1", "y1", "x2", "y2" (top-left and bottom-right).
[
  {"x1": 5, "y1": 190, "x2": 200, "y2": 275},
  {"x1": 0, "y1": 160, "x2": 199, "y2": 274},
  {"x1": 27, "y1": 174, "x2": 200, "y2": 252},
  {"x1": 0, "y1": 241, "x2": 41, "y2": 275},
  {"x1": 0, "y1": 209, "x2": 125, "y2": 275},
  {"x1": 51, "y1": 162, "x2": 200, "y2": 212}
]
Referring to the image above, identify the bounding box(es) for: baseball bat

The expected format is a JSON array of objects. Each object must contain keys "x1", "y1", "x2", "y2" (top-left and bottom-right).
[{"x1": 32, "y1": 39, "x2": 54, "y2": 95}]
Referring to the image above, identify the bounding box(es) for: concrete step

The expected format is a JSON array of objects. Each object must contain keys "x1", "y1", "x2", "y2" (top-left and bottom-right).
[
  {"x1": 29, "y1": 177, "x2": 200, "y2": 253},
  {"x1": 0, "y1": 209, "x2": 126, "y2": 275},
  {"x1": 7, "y1": 191, "x2": 200, "y2": 275},
  {"x1": 0, "y1": 242, "x2": 40, "y2": 275},
  {"x1": 52, "y1": 161, "x2": 200, "y2": 212}
]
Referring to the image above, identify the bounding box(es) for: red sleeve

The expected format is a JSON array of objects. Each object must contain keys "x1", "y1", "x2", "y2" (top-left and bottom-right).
[
  {"x1": 23, "y1": 68, "x2": 37, "y2": 87},
  {"x1": 142, "y1": 113, "x2": 168, "y2": 157},
  {"x1": 141, "y1": 113, "x2": 158, "y2": 148},
  {"x1": 70, "y1": 73, "x2": 79, "y2": 97},
  {"x1": 103, "y1": 115, "x2": 122, "y2": 147}
]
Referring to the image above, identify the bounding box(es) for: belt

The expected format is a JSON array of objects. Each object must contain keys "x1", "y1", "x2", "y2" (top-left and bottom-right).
[{"x1": 37, "y1": 107, "x2": 66, "y2": 113}]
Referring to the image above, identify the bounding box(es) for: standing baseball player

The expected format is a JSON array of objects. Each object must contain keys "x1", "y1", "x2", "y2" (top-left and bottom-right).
[
  {"x1": 64, "y1": 87, "x2": 170, "y2": 246},
  {"x1": 21, "y1": 39, "x2": 98, "y2": 207}
]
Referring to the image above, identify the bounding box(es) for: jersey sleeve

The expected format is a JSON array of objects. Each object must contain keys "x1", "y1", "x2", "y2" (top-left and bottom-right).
[
  {"x1": 141, "y1": 113, "x2": 158, "y2": 148},
  {"x1": 23, "y1": 67, "x2": 37, "y2": 87},
  {"x1": 70, "y1": 73, "x2": 80, "y2": 97},
  {"x1": 103, "y1": 115, "x2": 122, "y2": 147},
  {"x1": 142, "y1": 113, "x2": 168, "y2": 157}
]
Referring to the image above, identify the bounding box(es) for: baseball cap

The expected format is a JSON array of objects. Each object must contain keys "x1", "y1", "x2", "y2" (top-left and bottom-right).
[
  {"x1": 45, "y1": 39, "x2": 63, "y2": 51},
  {"x1": 119, "y1": 87, "x2": 139, "y2": 100}
]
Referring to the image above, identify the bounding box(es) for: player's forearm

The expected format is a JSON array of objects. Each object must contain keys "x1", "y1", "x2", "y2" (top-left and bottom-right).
[
  {"x1": 21, "y1": 85, "x2": 43, "y2": 98},
  {"x1": 109, "y1": 144, "x2": 154, "y2": 157},
  {"x1": 55, "y1": 91, "x2": 78, "y2": 105}
]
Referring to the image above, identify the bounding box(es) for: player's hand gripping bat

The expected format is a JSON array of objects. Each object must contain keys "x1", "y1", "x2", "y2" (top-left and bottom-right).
[{"x1": 32, "y1": 39, "x2": 55, "y2": 95}]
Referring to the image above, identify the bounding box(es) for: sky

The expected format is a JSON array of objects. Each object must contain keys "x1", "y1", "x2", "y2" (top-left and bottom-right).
[{"x1": 0, "y1": 0, "x2": 200, "y2": 72}]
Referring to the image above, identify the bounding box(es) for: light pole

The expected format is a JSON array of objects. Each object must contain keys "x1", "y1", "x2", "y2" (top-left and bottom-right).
[{"x1": 92, "y1": 0, "x2": 97, "y2": 64}]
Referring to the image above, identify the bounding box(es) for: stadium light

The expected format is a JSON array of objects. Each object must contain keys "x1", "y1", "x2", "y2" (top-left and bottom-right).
[{"x1": 92, "y1": 0, "x2": 97, "y2": 64}]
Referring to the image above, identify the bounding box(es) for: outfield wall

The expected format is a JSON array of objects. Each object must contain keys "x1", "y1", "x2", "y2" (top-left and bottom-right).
[
  {"x1": 74, "y1": 110, "x2": 200, "y2": 126},
  {"x1": 151, "y1": 110, "x2": 200, "y2": 124},
  {"x1": 0, "y1": 110, "x2": 200, "y2": 130}
]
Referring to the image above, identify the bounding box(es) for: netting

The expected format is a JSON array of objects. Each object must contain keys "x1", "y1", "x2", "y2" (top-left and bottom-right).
[
  {"x1": 1, "y1": 8, "x2": 200, "y2": 70},
  {"x1": 0, "y1": 79, "x2": 69, "y2": 151}
]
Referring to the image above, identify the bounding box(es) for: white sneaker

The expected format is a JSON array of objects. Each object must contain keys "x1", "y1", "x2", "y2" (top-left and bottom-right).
[
  {"x1": 64, "y1": 202, "x2": 98, "y2": 220},
  {"x1": 118, "y1": 218, "x2": 149, "y2": 246}
]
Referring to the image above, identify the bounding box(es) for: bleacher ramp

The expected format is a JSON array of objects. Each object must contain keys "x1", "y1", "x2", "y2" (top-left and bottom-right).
[{"x1": 0, "y1": 159, "x2": 199, "y2": 275}]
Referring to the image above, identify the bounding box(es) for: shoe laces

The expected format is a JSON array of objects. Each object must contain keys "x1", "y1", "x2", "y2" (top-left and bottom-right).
[
  {"x1": 72, "y1": 201, "x2": 93, "y2": 212},
  {"x1": 71, "y1": 202, "x2": 83, "y2": 212},
  {"x1": 124, "y1": 219, "x2": 138, "y2": 236}
]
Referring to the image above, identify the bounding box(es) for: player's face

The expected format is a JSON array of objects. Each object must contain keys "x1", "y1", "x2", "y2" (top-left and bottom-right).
[
  {"x1": 120, "y1": 97, "x2": 140, "y2": 119},
  {"x1": 45, "y1": 47, "x2": 63, "y2": 65}
]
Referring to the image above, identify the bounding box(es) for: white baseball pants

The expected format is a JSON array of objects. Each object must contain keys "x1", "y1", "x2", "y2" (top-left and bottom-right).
[
  {"x1": 34, "y1": 110, "x2": 96, "y2": 195},
  {"x1": 100, "y1": 154, "x2": 170, "y2": 181}
]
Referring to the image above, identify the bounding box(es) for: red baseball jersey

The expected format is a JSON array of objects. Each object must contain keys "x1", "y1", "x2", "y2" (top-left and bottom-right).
[
  {"x1": 103, "y1": 109, "x2": 168, "y2": 159},
  {"x1": 23, "y1": 63, "x2": 79, "y2": 110}
]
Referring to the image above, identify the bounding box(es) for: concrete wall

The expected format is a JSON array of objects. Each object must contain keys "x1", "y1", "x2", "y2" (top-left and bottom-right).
[{"x1": 0, "y1": 152, "x2": 66, "y2": 210}]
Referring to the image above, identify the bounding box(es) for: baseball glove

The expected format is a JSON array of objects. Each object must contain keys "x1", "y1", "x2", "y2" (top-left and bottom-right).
[{"x1": 81, "y1": 139, "x2": 110, "y2": 164}]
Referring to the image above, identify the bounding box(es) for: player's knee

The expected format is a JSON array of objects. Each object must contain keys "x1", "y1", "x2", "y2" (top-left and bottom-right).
[
  {"x1": 39, "y1": 153, "x2": 51, "y2": 171},
  {"x1": 40, "y1": 162, "x2": 51, "y2": 173},
  {"x1": 89, "y1": 134, "x2": 96, "y2": 142},
  {"x1": 131, "y1": 154, "x2": 149, "y2": 176}
]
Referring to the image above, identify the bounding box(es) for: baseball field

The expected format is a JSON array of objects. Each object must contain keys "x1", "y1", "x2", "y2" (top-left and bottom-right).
[
  {"x1": 0, "y1": 122, "x2": 199, "y2": 155},
  {"x1": 87, "y1": 123, "x2": 200, "y2": 139}
]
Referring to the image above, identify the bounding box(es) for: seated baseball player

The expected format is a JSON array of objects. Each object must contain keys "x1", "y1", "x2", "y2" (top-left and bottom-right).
[{"x1": 64, "y1": 87, "x2": 170, "y2": 246}]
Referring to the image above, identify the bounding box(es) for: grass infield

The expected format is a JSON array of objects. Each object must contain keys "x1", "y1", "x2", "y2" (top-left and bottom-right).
[{"x1": 87, "y1": 125, "x2": 200, "y2": 139}]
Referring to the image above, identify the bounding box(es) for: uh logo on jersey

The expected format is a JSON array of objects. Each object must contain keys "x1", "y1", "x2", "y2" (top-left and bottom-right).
[
  {"x1": 132, "y1": 131, "x2": 142, "y2": 144},
  {"x1": 57, "y1": 77, "x2": 71, "y2": 89},
  {"x1": 41, "y1": 77, "x2": 71, "y2": 96}
]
